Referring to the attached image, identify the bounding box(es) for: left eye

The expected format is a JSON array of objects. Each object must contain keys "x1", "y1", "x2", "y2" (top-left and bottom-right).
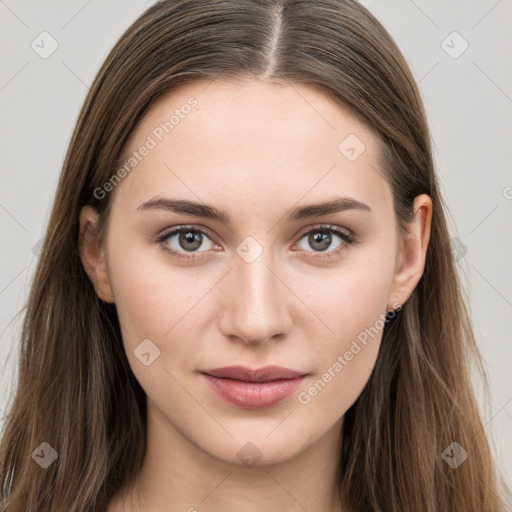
[
  {"x1": 157, "y1": 224, "x2": 355, "y2": 260},
  {"x1": 158, "y1": 226, "x2": 217, "y2": 259},
  {"x1": 295, "y1": 225, "x2": 353, "y2": 255}
]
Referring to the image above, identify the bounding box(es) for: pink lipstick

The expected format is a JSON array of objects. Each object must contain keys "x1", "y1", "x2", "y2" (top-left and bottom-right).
[{"x1": 200, "y1": 365, "x2": 307, "y2": 409}]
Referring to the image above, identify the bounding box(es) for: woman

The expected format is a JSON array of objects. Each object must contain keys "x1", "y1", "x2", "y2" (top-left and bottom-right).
[{"x1": 1, "y1": 1, "x2": 510, "y2": 511}]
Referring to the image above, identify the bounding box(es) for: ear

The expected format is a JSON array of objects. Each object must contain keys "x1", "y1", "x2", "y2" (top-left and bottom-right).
[
  {"x1": 387, "y1": 194, "x2": 432, "y2": 310},
  {"x1": 78, "y1": 205, "x2": 115, "y2": 303}
]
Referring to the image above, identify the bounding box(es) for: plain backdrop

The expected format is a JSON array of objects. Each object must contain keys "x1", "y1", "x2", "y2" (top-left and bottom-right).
[{"x1": 1, "y1": 0, "x2": 511, "y2": 490}]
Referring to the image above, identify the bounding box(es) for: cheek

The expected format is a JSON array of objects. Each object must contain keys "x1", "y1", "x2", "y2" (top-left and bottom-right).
[
  {"x1": 106, "y1": 238, "x2": 224, "y2": 397},
  {"x1": 298, "y1": 247, "x2": 394, "y2": 343},
  {"x1": 295, "y1": 255, "x2": 394, "y2": 409}
]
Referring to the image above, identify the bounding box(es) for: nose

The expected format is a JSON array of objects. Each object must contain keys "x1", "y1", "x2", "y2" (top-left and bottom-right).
[{"x1": 217, "y1": 251, "x2": 293, "y2": 346}]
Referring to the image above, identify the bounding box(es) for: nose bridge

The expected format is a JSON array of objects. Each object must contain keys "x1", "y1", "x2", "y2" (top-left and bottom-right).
[{"x1": 218, "y1": 244, "x2": 291, "y2": 344}]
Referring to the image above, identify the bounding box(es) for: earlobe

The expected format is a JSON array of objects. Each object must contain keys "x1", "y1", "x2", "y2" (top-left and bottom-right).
[
  {"x1": 388, "y1": 194, "x2": 432, "y2": 309},
  {"x1": 78, "y1": 205, "x2": 115, "y2": 303}
]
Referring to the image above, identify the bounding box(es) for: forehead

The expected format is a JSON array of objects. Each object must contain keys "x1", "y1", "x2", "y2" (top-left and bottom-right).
[{"x1": 112, "y1": 78, "x2": 392, "y2": 218}]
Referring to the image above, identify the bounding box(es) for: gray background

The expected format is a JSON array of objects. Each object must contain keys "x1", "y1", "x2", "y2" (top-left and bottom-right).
[{"x1": 1, "y1": 0, "x2": 511, "y2": 488}]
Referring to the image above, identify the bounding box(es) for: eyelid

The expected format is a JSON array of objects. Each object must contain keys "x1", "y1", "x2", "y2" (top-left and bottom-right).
[
  {"x1": 156, "y1": 224, "x2": 218, "y2": 244},
  {"x1": 294, "y1": 223, "x2": 352, "y2": 240}
]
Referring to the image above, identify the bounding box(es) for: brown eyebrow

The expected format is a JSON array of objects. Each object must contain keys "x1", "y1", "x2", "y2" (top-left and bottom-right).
[{"x1": 137, "y1": 196, "x2": 372, "y2": 224}]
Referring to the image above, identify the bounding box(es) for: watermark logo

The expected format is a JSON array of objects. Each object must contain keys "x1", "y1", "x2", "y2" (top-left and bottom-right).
[
  {"x1": 134, "y1": 338, "x2": 161, "y2": 366},
  {"x1": 441, "y1": 442, "x2": 468, "y2": 468},
  {"x1": 450, "y1": 236, "x2": 467, "y2": 262},
  {"x1": 236, "y1": 236, "x2": 264, "y2": 264},
  {"x1": 237, "y1": 441, "x2": 262, "y2": 467},
  {"x1": 441, "y1": 31, "x2": 469, "y2": 60},
  {"x1": 31, "y1": 31, "x2": 58, "y2": 59},
  {"x1": 338, "y1": 133, "x2": 366, "y2": 161},
  {"x1": 31, "y1": 442, "x2": 58, "y2": 468}
]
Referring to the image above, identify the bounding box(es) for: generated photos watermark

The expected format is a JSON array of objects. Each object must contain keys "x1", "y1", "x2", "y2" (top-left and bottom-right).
[
  {"x1": 297, "y1": 301, "x2": 402, "y2": 405},
  {"x1": 93, "y1": 96, "x2": 198, "y2": 200}
]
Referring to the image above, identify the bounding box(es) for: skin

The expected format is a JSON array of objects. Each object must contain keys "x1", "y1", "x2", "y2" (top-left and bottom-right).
[{"x1": 79, "y1": 78, "x2": 432, "y2": 512}]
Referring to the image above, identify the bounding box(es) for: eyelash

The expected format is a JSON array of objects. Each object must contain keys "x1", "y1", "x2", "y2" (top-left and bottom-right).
[{"x1": 155, "y1": 224, "x2": 358, "y2": 262}]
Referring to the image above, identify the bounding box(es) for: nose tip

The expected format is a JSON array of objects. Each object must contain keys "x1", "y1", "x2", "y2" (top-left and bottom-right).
[{"x1": 217, "y1": 256, "x2": 292, "y2": 346}]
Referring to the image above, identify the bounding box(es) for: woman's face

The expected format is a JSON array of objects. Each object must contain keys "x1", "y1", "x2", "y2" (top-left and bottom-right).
[{"x1": 80, "y1": 78, "x2": 430, "y2": 466}]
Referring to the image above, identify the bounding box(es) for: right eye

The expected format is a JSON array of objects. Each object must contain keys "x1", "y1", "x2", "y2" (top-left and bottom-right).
[{"x1": 157, "y1": 225, "x2": 220, "y2": 260}]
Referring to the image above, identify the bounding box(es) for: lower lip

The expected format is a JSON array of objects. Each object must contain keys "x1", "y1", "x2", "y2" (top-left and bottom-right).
[{"x1": 201, "y1": 373, "x2": 307, "y2": 409}]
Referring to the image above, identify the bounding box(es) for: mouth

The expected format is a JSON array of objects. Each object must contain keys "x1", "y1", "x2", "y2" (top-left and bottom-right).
[{"x1": 200, "y1": 365, "x2": 308, "y2": 409}]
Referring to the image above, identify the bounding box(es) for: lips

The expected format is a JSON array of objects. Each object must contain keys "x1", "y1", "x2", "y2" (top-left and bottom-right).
[
  {"x1": 200, "y1": 365, "x2": 308, "y2": 409},
  {"x1": 201, "y1": 365, "x2": 307, "y2": 382}
]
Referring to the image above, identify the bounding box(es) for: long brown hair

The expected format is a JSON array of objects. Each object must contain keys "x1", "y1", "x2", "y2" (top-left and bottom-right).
[{"x1": 1, "y1": 1, "x2": 510, "y2": 510}]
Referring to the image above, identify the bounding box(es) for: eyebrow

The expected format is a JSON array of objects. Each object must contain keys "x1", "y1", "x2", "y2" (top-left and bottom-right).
[{"x1": 137, "y1": 196, "x2": 372, "y2": 224}]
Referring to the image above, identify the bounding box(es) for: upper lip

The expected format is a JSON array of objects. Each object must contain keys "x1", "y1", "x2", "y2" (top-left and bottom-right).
[{"x1": 201, "y1": 365, "x2": 307, "y2": 383}]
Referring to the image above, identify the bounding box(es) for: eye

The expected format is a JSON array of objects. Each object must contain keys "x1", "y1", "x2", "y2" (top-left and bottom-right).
[
  {"x1": 156, "y1": 225, "x2": 219, "y2": 260},
  {"x1": 156, "y1": 223, "x2": 357, "y2": 261},
  {"x1": 293, "y1": 224, "x2": 357, "y2": 260}
]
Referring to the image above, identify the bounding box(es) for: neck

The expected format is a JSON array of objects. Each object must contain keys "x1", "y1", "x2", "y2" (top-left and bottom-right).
[{"x1": 108, "y1": 399, "x2": 345, "y2": 512}]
